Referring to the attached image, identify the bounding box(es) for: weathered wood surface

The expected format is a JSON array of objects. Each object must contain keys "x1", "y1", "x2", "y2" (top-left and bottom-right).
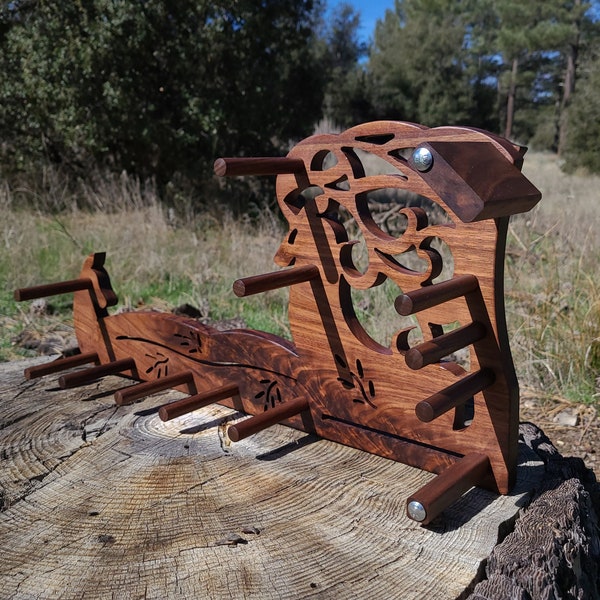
[
  {"x1": 467, "y1": 423, "x2": 600, "y2": 600},
  {"x1": 0, "y1": 357, "x2": 596, "y2": 599}
]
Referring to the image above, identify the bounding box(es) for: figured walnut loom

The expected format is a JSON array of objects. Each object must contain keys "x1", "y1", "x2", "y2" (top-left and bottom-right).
[{"x1": 14, "y1": 121, "x2": 541, "y2": 525}]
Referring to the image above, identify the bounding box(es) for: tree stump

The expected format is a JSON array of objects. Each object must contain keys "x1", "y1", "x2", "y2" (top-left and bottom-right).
[
  {"x1": 467, "y1": 422, "x2": 600, "y2": 600},
  {"x1": 1, "y1": 357, "x2": 598, "y2": 599}
]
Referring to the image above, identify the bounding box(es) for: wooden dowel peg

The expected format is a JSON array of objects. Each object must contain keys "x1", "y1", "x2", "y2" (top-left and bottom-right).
[
  {"x1": 415, "y1": 369, "x2": 495, "y2": 423},
  {"x1": 58, "y1": 358, "x2": 136, "y2": 389},
  {"x1": 233, "y1": 265, "x2": 319, "y2": 297},
  {"x1": 395, "y1": 274, "x2": 479, "y2": 316},
  {"x1": 114, "y1": 371, "x2": 195, "y2": 406},
  {"x1": 14, "y1": 278, "x2": 93, "y2": 302},
  {"x1": 405, "y1": 321, "x2": 487, "y2": 370},
  {"x1": 406, "y1": 453, "x2": 491, "y2": 525},
  {"x1": 24, "y1": 352, "x2": 99, "y2": 380},
  {"x1": 214, "y1": 157, "x2": 305, "y2": 177},
  {"x1": 227, "y1": 397, "x2": 309, "y2": 442},
  {"x1": 158, "y1": 383, "x2": 239, "y2": 421}
]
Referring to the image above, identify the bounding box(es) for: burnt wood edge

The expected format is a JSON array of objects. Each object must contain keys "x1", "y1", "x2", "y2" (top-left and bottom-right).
[{"x1": 463, "y1": 422, "x2": 600, "y2": 600}]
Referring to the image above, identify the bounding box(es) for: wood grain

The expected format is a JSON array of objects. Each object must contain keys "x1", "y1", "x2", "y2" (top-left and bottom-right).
[
  {"x1": 13, "y1": 277, "x2": 92, "y2": 301},
  {"x1": 0, "y1": 357, "x2": 545, "y2": 600},
  {"x1": 13, "y1": 121, "x2": 543, "y2": 523},
  {"x1": 233, "y1": 265, "x2": 319, "y2": 297}
]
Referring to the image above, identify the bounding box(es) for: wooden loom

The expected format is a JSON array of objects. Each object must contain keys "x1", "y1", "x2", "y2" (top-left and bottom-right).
[{"x1": 14, "y1": 121, "x2": 541, "y2": 525}]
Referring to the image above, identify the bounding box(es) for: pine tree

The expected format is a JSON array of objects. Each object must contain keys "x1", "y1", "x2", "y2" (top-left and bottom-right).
[
  {"x1": 321, "y1": 3, "x2": 372, "y2": 127},
  {"x1": 367, "y1": 0, "x2": 478, "y2": 127},
  {"x1": 563, "y1": 48, "x2": 600, "y2": 172}
]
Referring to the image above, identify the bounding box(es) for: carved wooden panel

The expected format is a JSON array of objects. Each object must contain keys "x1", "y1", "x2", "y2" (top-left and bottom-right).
[{"x1": 14, "y1": 121, "x2": 541, "y2": 524}]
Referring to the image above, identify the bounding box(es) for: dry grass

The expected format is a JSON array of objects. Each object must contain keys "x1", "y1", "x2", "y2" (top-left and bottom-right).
[
  {"x1": 508, "y1": 152, "x2": 600, "y2": 403},
  {"x1": 0, "y1": 178, "x2": 288, "y2": 360},
  {"x1": 1, "y1": 153, "x2": 599, "y2": 405}
]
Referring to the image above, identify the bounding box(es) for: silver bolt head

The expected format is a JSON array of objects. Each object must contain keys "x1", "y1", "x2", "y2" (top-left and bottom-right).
[
  {"x1": 407, "y1": 500, "x2": 427, "y2": 522},
  {"x1": 412, "y1": 147, "x2": 433, "y2": 172}
]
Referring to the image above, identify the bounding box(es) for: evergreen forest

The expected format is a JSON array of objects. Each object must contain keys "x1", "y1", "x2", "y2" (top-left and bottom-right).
[{"x1": 1, "y1": 0, "x2": 599, "y2": 204}]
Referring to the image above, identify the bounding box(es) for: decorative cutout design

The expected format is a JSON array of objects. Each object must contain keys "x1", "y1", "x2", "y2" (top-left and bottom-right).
[
  {"x1": 174, "y1": 330, "x2": 203, "y2": 354},
  {"x1": 14, "y1": 121, "x2": 542, "y2": 526},
  {"x1": 144, "y1": 352, "x2": 169, "y2": 378},
  {"x1": 334, "y1": 354, "x2": 377, "y2": 408},
  {"x1": 256, "y1": 378, "x2": 283, "y2": 411}
]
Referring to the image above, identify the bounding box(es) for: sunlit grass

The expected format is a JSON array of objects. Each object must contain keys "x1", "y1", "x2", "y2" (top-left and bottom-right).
[
  {"x1": 0, "y1": 180, "x2": 288, "y2": 361},
  {"x1": 1, "y1": 153, "x2": 599, "y2": 405},
  {"x1": 506, "y1": 152, "x2": 600, "y2": 403},
  {"x1": 505, "y1": 245, "x2": 600, "y2": 403}
]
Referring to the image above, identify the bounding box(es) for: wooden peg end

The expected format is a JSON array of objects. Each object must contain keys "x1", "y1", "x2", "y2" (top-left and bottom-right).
[
  {"x1": 395, "y1": 274, "x2": 479, "y2": 316},
  {"x1": 23, "y1": 352, "x2": 99, "y2": 380},
  {"x1": 114, "y1": 371, "x2": 195, "y2": 406},
  {"x1": 158, "y1": 383, "x2": 239, "y2": 421},
  {"x1": 213, "y1": 158, "x2": 228, "y2": 177},
  {"x1": 14, "y1": 278, "x2": 93, "y2": 302},
  {"x1": 227, "y1": 397, "x2": 309, "y2": 442},
  {"x1": 415, "y1": 369, "x2": 495, "y2": 423},
  {"x1": 213, "y1": 157, "x2": 305, "y2": 177},
  {"x1": 233, "y1": 265, "x2": 319, "y2": 297},
  {"x1": 405, "y1": 321, "x2": 487, "y2": 370},
  {"x1": 406, "y1": 453, "x2": 491, "y2": 525},
  {"x1": 58, "y1": 358, "x2": 136, "y2": 389}
]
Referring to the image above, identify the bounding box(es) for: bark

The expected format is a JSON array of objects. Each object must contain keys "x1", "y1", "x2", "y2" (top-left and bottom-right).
[
  {"x1": 557, "y1": 0, "x2": 583, "y2": 155},
  {"x1": 467, "y1": 422, "x2": 600, "y2": 600},
  {"x1": 504, "y1": 57, "x2": 519, "y2": 140}
]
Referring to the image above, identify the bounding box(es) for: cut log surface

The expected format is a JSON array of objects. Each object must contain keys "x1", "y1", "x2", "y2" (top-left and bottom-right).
[{"x1": 1, "y1": 357, "x2": 593, "y2": 600}]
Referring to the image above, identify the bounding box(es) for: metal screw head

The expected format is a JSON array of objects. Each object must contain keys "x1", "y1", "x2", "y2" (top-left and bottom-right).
[
  {"x1": 407, "y1": 500, "x2": 427, "y2": 522},
  {"x1": 412, "y1": 147, "x2": 433, "y2": 172}
]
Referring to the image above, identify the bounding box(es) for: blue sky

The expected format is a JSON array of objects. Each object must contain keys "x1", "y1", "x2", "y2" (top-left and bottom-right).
[
  {"x1": 328, "y1": 0, "x2": 396, "y2": 43},
  {"x1": 330, "y1": 1, "x2": 600, "y2": 43}
]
